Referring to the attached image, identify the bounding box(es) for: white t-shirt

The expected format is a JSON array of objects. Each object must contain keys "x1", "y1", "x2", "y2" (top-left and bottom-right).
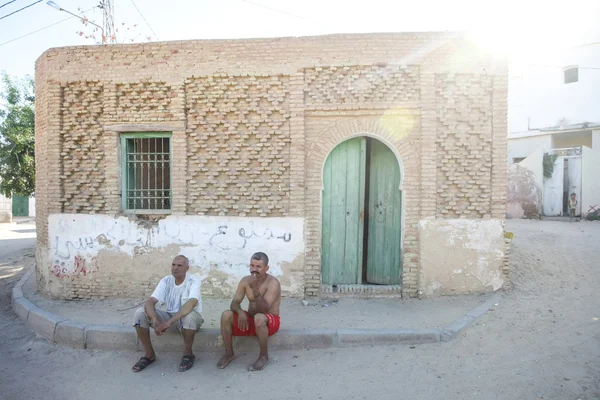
[{"x1": 151, "y1": 274, "x2": 202, "y2": 314}]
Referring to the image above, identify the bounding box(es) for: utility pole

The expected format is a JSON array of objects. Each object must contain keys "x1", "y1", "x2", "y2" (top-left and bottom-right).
[
  {"x1": 98, "y1": 0, "x2": 116, "y2": 44},
  {"x1": 47, "y1": 1, "x2": 114, "y2": 44}
]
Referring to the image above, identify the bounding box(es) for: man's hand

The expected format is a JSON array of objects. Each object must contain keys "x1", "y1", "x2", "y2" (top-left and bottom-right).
[
  {"x1": 154, "y1": 320, "x2": 172, "y2": 336},
  {"x1": 236, "y1": 311, "x2": 249, "y2": 331}
]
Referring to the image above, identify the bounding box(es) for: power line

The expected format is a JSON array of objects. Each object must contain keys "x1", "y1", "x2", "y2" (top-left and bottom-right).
[
  {"x1": 129, "y1": 0, "x2": 158, "y2": 40},
  {"x1": 0, "y1": 0, "x2": 42, "y2": 21},
  {"x1": 0, "y1": 0, "x2": 17, "y2": 10},
  {"x1": 0, "y1": 7, "x2": 95, "y2": 47}
]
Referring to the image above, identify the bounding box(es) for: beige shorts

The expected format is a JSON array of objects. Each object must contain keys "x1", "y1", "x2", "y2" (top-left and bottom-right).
[{"x1": 133, "y1": 307, "x2": 204, "y2": 333}]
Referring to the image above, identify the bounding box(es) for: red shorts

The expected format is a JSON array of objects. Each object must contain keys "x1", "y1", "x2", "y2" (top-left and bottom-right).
[{"x1": 232, "y1": 311, "x2": 280, "y2": 336}]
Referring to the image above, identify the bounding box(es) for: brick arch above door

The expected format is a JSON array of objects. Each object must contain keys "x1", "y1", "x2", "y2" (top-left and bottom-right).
[{"x1": 303, "y1": 115, "x2": 422, "y2": 297}]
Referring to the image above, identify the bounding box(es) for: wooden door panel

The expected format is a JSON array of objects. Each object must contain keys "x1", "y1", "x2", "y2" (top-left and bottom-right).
[
  {"x1": 321, "y1": 138, "x2": 366, "y2": 284},
  {"x1": 366, "y1": 140, "x2": 402, "y2": 285}
]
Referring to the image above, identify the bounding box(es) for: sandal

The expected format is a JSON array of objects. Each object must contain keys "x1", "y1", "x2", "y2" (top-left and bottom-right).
[
  {"x1": 132, "y1": 356, "x2": 155, "y2": 372},
  {"x1": 179, "y1": 354, "x2": 195, "y2": 372}
]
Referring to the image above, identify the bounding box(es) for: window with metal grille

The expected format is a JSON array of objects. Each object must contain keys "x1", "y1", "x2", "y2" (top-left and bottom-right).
[
  {"x1": 121, "y1": 133, "x2": 171, "y2": 213},
  {"x1": 564, "y1": 66, "x2": 578, "y2": 84}
]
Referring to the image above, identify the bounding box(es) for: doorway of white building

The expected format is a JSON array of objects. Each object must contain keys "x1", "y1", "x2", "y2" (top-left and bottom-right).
[{"x1": 543, "y1": 151, "x2": 582, "y2": 217}]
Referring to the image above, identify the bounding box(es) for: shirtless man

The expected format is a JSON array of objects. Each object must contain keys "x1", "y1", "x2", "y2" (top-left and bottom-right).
[{"x1": 217, "y1": 252, "x2": 281, "y2": 371}]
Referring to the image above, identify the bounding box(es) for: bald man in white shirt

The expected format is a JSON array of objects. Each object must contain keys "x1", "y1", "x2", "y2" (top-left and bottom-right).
[{"x1": 132, "y1": 255, "x2": 203, "y2": 372}]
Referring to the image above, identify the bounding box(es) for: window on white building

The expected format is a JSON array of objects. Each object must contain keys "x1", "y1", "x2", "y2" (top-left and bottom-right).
[
  {"x1": 121, "y1": 133, "x2": 172, "y2": 213},
  {"x1": 564, "y1": 66, "x2": 578, "y2": 84}
]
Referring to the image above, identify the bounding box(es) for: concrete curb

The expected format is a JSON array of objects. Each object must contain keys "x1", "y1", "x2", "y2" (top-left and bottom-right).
[
  {"x1": 12, "y1": 271, "x2": 502, "y2": 351},
  {"x1": 15, "y1": 218, "x2": 35, "y2": 225}
]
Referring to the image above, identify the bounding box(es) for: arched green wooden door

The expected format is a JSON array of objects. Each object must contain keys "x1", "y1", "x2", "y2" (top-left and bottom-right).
[{"x1": 322, "y1": 137, "x2": 402, "y2": 286}]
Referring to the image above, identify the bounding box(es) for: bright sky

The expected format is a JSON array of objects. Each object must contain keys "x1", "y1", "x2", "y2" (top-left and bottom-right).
[{"x1": 0, "y1": 0, "x2": 599, "y2": 78}]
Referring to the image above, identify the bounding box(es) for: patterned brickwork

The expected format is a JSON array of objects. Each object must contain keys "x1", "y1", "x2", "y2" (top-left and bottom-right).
[
  {"x1": 435, "y1": 73, "x2": 494, "y2": 218},
  {"x1": 116, "y1": 82, "x2": 176, "y2": 122},
  {"x1": 304, "y1": 65, "x2": 420, "y2": 107},
  {"x1": 60, "y1": 81, "x2": 107, "y2": 213},
  {"x1": 184, "y1": 75, "x2": 291, "y2": 216}
]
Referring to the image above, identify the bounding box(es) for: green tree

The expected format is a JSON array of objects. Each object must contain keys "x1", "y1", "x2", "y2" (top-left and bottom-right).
[{"x1": 0, "y1": 72, "x2": 35, "y2": 197}]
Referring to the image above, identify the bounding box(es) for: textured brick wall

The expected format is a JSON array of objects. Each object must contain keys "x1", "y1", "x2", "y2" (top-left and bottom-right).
[
  {"x1": 115, "y1": 82, "x2": 177, "y2": 122},
  {"x1": 34, "y1": 33, "x2": 508, "y2": 299},
  {"x1": 435, "y1": 73, "x2": 494, "y2": 218},
  {"x1": 60, "y1": 81, "x2": 107, "y2": 213},
  {"x1": 304, "y1": 65, "x2": 420, "y2": 106},
  {"x1": 184, "y1": 75, "x2": 291, "y2": 216}
]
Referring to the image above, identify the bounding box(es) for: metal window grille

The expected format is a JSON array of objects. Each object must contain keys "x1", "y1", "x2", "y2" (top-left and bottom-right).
[{"x1": 121, "y1": 133, "x2": 171, "y2": 213}]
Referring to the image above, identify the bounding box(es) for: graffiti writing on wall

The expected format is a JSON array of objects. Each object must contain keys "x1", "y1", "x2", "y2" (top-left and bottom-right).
[
  {"x1": 48, "y1": 214, "x2": 304, "y2": 279},
  {"x1": 51, "y1": 254, "x2": 96, "y2": 278},
  {"x1": 54, "y1": 236, "x2": 94, "y2": 259},
  {"x1": 209, "y1": 224, "x2": 292, "y2": 250}
]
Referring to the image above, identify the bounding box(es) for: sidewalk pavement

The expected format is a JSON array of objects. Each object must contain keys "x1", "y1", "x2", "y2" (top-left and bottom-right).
[{"x1": 12, "y1": 269, "x2": 502, "y2": 352}]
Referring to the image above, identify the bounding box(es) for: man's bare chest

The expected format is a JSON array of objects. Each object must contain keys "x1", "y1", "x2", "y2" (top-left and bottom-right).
[{"x1": 245, "y1": 283, "x2": 269, "y2": 302}]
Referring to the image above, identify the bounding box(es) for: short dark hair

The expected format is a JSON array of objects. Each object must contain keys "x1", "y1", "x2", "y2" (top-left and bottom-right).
[
  {"x1": 251, "y1": 252, "x2": 269, "y2": 266},
  {"x1": 174, "y1": 255, "x2": 189, "y2": 266}
]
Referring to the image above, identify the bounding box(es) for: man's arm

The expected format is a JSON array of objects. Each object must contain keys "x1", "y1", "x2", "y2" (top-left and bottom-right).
[
  {"x1": 146, "y1": 277, "x2": 167, "y2": 324},
  {"x1": 144, "y1": 297, "x2": 160, "y2": 324},
  {"x1": 230, "y1": 279, "x2": 249, "y2": 330},
  {"x1": 230, "y1": 279, "x2": 247, "y2": 315},
  {"x1": 251, "y1": 278, "x2": 280, "y2": 314},
  {"x1": 154, "y1": 299, "x2": 198, "y2": 335},
  {"x1": 165, "y1": 298, "x2": 198, "y2": 325}
]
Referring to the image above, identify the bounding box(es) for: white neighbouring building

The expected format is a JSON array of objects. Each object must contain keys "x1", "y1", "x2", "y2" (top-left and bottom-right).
[{"x1": 508, "y1": 41, "x2": 600, "y2": 218}]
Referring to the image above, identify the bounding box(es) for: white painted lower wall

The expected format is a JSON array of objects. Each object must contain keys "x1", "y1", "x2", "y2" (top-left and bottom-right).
[
  {"x1": 418, "y1": 219, "x2": 506, "y2": 297},
  {"x1": 28, "y1": 197, "x2": 36, "y2": 217},
  {"x1": 40, "y1": 214, "x2": 508, "y2": 299},
  {"x1": 593, "y1": 130, "x2": 600, "y2": 152},
  {"x1": 582, "y1": 146, "x2": 600, "y2": 217},
  {"x1": 0, "y1": 194, "x2": 11, "y2": 223},
  {"x1": 43, "y1": 214, "x2": 305, "y2": 297},
  {"x1": 543, "y1": 157, "x2": 565, "y2": 216}
]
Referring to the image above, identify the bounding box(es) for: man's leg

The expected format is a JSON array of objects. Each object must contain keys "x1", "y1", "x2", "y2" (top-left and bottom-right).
[
  {"x1": 133, "y1": 307, "x2": 156, "y2": 359},
  {"x1": 136, "y1": 325, "x2": 155, "y2": 359},
  {"x1": 132, "y1": 307, "x2": 158, "y2": 372},
  {"x1": 248, "y1": 313, "x2": 269, "y2": 371},
  {"x1": 178, "y1": 312, "x2": 203, "y2": 372},
  {"x1": 182, "y1": 329, "x2": 195, "y2": 355},
  {"x1": 217, "y1": 310, "x2": 236, "y2": 369}
]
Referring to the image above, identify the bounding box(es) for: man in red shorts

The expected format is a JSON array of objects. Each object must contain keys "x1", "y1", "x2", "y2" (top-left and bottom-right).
[{"x1": 217, "y1": 252, "x2": 281, "y2": 371}]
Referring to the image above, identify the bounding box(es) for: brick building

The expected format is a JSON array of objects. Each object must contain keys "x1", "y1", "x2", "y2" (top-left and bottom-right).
[{"x1": 34, "y1": 32, "x2": 508, "y2": 300}]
